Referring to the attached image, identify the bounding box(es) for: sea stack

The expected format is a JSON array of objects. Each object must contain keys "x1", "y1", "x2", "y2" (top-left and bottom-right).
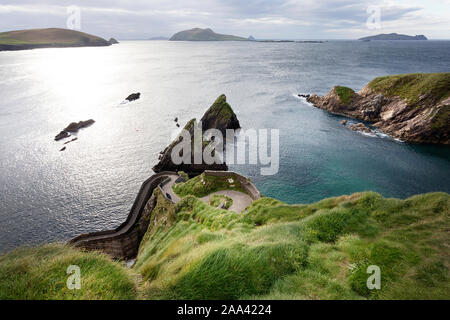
[{"x1": 153, "y1": 94, "x2": 241, "y2": 175}]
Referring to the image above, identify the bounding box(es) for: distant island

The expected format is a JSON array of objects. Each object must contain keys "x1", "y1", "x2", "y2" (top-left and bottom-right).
[
  {"x1": 169, "y1": 28, "x2": 247, "y2": 41},
  {"x1": 0, "y1": 28, "x2": 112, "y2": 51},
  {"x1": 359, "y1": 33, "x2": 428, "y2": 41}
]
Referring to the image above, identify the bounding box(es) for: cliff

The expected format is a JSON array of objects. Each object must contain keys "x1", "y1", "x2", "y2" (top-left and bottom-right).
[
  {"x1": 169, "y1": 28, "x2": 247, "y2": 41},
  {"x1": 307, "y1": 73, "x2": 450, "y2": 144},
  {"x1": 359, "y1": 33, "x2": 427, "y2": 41},
  {"x1": 152, "y1": 94, "x2": 240, "y2": 174},
  {"x1": 0, "y1": 28, "x2": 111, "y2": 51}
]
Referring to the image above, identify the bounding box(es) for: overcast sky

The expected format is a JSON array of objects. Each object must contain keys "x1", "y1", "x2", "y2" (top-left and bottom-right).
[{"x1": 1, "y1": 0, "x2": 449, "y2": 39}]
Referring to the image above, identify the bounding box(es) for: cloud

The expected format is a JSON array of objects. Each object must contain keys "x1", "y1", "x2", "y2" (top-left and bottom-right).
[{"x1": 0, "y1": 0, "x2": 448, "y2": 39}]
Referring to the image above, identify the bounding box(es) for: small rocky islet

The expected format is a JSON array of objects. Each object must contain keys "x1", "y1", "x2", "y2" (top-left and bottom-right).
[{"x1": 54, "y1": 119, "x2": 95, "y2": 141}]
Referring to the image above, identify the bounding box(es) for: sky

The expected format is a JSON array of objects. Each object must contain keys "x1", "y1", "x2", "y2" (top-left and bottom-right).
[{"x1": 1, "y1": 0, "x2": 449, "y2": 40}]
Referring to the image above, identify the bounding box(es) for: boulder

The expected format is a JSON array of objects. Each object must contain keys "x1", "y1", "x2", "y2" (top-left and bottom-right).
[{"x1": 349, "y1": 123, "x2": 372, "y2": 134}]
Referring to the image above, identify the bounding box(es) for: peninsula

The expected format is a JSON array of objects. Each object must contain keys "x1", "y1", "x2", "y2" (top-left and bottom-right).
[
  {"x1": 0, "y1": 28, "x2": 112, "y2": 51},
  {"x1": 359, "y1": 33, "x2": 428, "y2": 41},
  {"x1": 169, "y1": 28, "x2": 247, "y2": 41},
  {"x1": 306, "y1": 73, "x2": 450, "y2": 144}
]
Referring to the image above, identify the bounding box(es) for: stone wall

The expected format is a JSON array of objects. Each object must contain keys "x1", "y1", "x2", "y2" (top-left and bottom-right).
[
  {"x1": 69, "y1": 170, "x2": 261, "y2": 260},
  {"x1": 68, "y1": 172, "x2": 176, "y2": 259}
]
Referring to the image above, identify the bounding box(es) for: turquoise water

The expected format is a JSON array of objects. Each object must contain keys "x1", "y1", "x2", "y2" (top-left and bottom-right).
[{"x1": 0, "y1": 40, "x2": 449, "y2": 251}]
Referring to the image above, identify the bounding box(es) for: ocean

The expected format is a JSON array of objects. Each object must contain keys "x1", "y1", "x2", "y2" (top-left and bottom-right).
[{"x1": 1, "y1": 40, "x2": 449, "y2": 252}]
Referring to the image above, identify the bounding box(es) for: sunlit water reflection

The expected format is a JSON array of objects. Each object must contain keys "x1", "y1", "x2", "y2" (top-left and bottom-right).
[{"x1": 1, "y1": 40, "x2": 449, "y2": 252}]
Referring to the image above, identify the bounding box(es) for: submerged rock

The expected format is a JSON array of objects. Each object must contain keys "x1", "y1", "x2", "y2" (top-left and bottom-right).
[
  {"x1": 126, "y1": 93, "x2": 141, "y2": 102},
  {"x1": 64, "y1": 137, "x2": 78, "y2": 145}
]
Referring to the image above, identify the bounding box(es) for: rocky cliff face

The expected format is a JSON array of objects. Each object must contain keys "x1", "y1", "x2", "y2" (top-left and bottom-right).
[
  {"x1": 153, "y1": 94, "x2": 241, "y2": 175},
  {"x1": 307, "y1": 73, "x2": 450, "y2": 145}
]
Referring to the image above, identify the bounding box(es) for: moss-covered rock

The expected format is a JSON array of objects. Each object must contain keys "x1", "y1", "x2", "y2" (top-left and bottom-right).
[{"x1": 153, "y1": 94, "x2": 240, "y2": 174}]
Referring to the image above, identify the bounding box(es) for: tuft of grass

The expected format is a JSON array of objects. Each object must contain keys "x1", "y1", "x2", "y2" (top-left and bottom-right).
[
  {"x1": 0, "y1": 244, "x2": 138, "y2": 300},
  {"x1": 334, "y1": 86, "x2": 355, "y2": 104},
  {"x1": 209, "y1": 194, "x2": 233, "y2": 209},
  {"x1": 368, "y1": 73, "x2": 450, "y2": 106}
]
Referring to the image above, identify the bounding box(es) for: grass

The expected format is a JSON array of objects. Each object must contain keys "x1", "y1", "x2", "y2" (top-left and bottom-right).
[
  {"x1": 0, "y1": 244, "x2": 137, "y2": 300},
  {"x1": 135, "y1": 190, "x2": 449, "y2": 300},
  {"x1": 173, "y1": 173, "x2": 247, "y2": 198},
  {"x1": 368, "y1": 73, "x2": 450, "y2": 106},
  {"x1": 334, "y1": 86, "x2": 355, "y2": 104},
  {"x1": 204, "y1": 94, "x2": 234, "y2": 120},
  {"x1": 1, "y1": 188, "x2": 448, "y2": 300},
  {"x1": 209, "y1": 194, "x2": 233, "y2": 209},
  {"x1": 431, "y1": 105, "x2": 450, "y2": 130},
  {"x1": 0, "y1": 28, "x2": 108, "y2": 47}
]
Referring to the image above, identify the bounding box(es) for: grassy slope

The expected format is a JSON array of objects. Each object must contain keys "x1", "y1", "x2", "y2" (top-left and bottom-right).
[
  {"x1": 334, "y1": 86, "x2": 355, "y2": 104},
  {"x1": 0, "y1": 244, "x2": 137, "y2": 300},
  {"x1": 0, "y1": 28, "x2": 108, "y2": 46},
  {"x1": 1, "y1": 190, "x2": 448, "y2": 300},
  {"x1": 368, "y1": 73, "x2": 450, "y2": 106},
  {"x1": 136, "y1": 190, "x2": 449, "y2": 300}
]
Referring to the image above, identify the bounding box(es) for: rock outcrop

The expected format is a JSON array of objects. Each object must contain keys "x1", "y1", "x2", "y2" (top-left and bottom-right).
[
  {"x1": 153, "y1": 94, "x2": 241, "y2": 175},
  {"x1": 126, "y1": 93, "x2": 140, "y2": 102},
  {"x1": 307, "y1": 73, "x2": 450, "y2": 144},
  {"x1": 54, "y1": 119, "x2": 95, "y2": 141},
  {"x1": 349, "y1": 123, "x2": 372, "y2": 134},
  {"x1": 108, "y1": 38, "x2": 119, "y2": 44}
]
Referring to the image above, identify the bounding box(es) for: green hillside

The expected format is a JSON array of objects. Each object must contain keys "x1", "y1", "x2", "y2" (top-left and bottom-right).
[
  {"x1": 0, "y1": 28, "x2": 110, "y2": 51},
  {"x1": 1, "y1": 186, "x2": 448, "y2": 300}
]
